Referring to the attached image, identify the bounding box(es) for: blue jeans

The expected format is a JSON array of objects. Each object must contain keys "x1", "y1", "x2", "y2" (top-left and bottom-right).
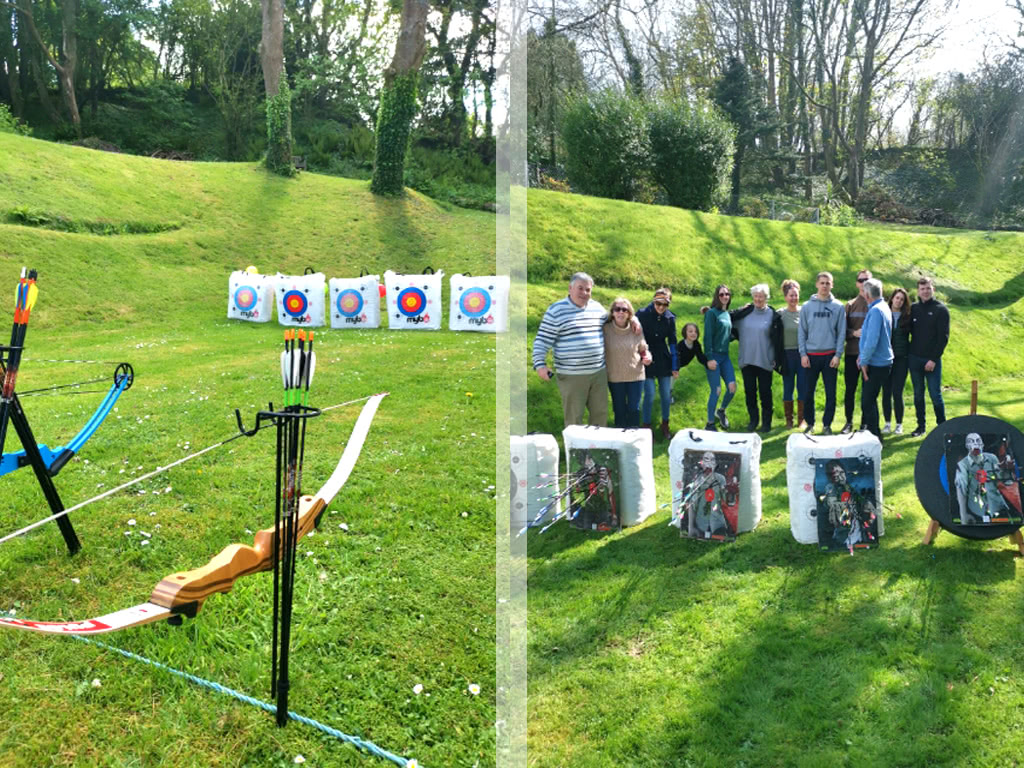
[
  {"x1": 908, "y1": 354, "x2": 945, "y2": 429},
  {"x1": 705, "y1": 353, "x2": 736, "y2": 423},
  {"x1": 804, "y1": 353, "x2": 838, "y2": 428},
  {"x1": 782, "y1": 349, "x2": 807, "y2": 401},
  {"x1": 642, "y1": 375, "x2": 672, "y2": 424},
  {"x1": 608, "y1": 380, "x2": 643, "y2": 428}
]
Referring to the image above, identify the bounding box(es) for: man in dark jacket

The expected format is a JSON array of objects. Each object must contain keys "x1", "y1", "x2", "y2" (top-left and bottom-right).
[
  {"x1": 636, "y1": 288, "x2": 678, "y2": 439},
  {"x1": 908, "y1": 277, "x2": 950, "y2": 437}
]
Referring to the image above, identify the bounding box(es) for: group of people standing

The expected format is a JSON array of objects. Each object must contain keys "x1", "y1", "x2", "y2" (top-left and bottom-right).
[{"x1": 532, "y1": 270, "x2": 949, "y2": 442}]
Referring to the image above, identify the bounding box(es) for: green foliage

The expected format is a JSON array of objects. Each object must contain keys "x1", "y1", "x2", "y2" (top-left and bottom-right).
[
  {"x1": 820, "y1": 199, "x2": 861, "y2": 227},
  {"x1": 561, "y1": 90, "x2": 650, "y2": 201},
  {"x1": 80, "y1": 82, "x2": 207, "y2": 156},
  {"x1": 647, "y1": 97, "x2": 734, "y2": 211},
  {"x1": 264, "y1": 78, "x2": 295, "y2": 177},
  {"x1": 371, "y1": 72, "x2": 419, "y2": 196},
  {"x1": 0, "y1": 103, "x2": 31, "y2": 136},
  {"x1": 292, "y1": 118, "x2": 376, "y2": 173},
  {"x1": 5, "y1": 205, "x2": 181, "y2": 234},
  {"x1": 403, "y1": 144, "x2": 496, "y2": 211},
  {"x1": 526, "y1": 26, "x2": 587, "y2": 168}
]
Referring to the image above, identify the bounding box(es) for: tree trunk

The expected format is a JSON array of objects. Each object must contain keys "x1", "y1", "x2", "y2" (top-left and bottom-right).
[
  {"x1": 370, "y1": 0, "x2": 428, "y2": 196},
  {"x1": 15, "y1": 0, "x2": 80, "y2": 134},
  {"x1": 261, "y1": 0, "x2": 292, "y2": 175}
]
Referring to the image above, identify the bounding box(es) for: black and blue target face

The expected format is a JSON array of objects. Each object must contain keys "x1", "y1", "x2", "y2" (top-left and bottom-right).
[
  {"x1": 336, "y1": 288, "x2": 364, "y2": 317},
  {"x1": 914, "y1": 414, "x2": 1024, "y2": 540},
  {"x1": 234, "y1": 285, "x2": 258, "y2": 311},
  {"x1": 282, "y1": 289, "x2": 308, "y2": 318},
  {"x1": 459, "y1": 287, "x2": 491, "y2": 318},
  {"x1": 397, "y1": 287, "x2": 427, "y2": 317}
]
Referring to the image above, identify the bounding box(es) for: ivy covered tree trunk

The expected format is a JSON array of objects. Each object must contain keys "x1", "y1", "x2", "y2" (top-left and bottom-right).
[
  {"x1": 370, "y1": 0, "x2": 428, "y2": 196},
  {"x1": 265, "y1": 78, "x2": 294, "y2": 175},
  {"x1": 261, "y1": 0, "x2": 292, "y2": 175}
]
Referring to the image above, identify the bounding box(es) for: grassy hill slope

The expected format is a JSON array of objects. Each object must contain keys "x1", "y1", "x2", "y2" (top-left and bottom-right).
[
  {"x1": 0, "y1": 134, "x2": 496, "y2": 768},
  {"x1": 525, "y1": 188, "x2": 1024, "y2": 767}
]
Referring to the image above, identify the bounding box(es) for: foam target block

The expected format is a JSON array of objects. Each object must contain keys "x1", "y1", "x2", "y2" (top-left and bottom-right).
[
  {"x1": 562, "y1": 426, "x2": 655, "y2": 527},
  {"x1": 228, "y1": 270, "x2": 276, "y2": 323},
  {"x1": 786, "y1": 432, "x2": 884, "y2": 544},
  {"x1": 275, "y1": 272, "x2": 326, "y2": 327},
  {"x1": 449, "y1": 274, "x2": 509, "y2": 332},
  {"x1": 384, "y1": 269, "x2": 444, "y2": 330},
  {"x1": 510, "y1": 434, "x2": 560, "y2": 529},
  {"x1": 329, "y1": 275, "x2": 381, "y2": 329},
  {"x1": 914, "y1": 415, "x2": 1024, "y2": 540},
  {"x1": 668, "y1": 428, "x2": 762, "y2": 540}
]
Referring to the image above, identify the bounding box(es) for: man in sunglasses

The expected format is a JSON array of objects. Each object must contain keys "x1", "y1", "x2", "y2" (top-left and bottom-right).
[{"x1": 839, "y1": 269, "x2": 872, "y2": 434}]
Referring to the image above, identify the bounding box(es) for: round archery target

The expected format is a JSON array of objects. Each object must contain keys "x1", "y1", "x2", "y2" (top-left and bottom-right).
[
  {"x1": 336, "y1": 289, "x2": 364, "y2": 318},
  {"x1": 283, "y1": 290, "x2": 309, "y2": 319},
  {"x1": 234, "y1": 285, "x2": 259, "y2": 312},
  {"x1": 459, "y1": 287, "x2": 491, "y2": 318},
  {"x1": 914, "y1": 414, "x2": 1024, "y2": 540},
  {"x1": 397, "y1": 287, "x2": 428, "y2": 317}
]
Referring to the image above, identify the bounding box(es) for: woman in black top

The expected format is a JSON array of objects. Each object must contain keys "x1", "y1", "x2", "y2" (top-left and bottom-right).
[
  {"x1": 881, "y1": 287, "x2": 911, "y2": 434},
  {"x1": 636, "y1": 288, "x2": 679, "y2": 439}
]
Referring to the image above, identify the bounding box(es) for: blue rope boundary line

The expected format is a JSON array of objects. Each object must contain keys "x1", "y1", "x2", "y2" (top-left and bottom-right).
[{"x1": 71, "y1": 635, "x2": 421, "y2": 768}]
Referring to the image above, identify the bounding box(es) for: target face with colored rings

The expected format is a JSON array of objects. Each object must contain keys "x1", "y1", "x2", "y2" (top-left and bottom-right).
[
  {"x1": 397, "y1": 287, "x2": 427, "y2": 317},
  {"x1": 459, "y1": 288, "x2": 491, "y2": 317},
  {"x1": 337, "y1": 289, "x2": 364, "y2": 317},
  {"x1": 234, "y1": 285, "x2": 258, "y2": 311},
  {"x1": 283, "y1": 290, "x2": 308, "y2": 318}
]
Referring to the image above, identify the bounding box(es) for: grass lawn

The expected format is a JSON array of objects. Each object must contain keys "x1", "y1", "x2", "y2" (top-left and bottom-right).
[
  {"x1": 523, "y1": 189, "x2": 1024, "y2": 767},
  {"x1": 0, "y1": 133, "x2": 497, "y2": 768}
]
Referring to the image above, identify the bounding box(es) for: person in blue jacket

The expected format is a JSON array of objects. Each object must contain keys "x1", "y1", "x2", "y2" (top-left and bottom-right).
[
  {"x1": 856, "y1": 278, "x2": 893, "y2": 439},
  {"x1": 703, "y1": 284, "x2": 737, "y2": 431},
  {"x1": 636, "y1": 287, "x2": 679, "y2": 439}
]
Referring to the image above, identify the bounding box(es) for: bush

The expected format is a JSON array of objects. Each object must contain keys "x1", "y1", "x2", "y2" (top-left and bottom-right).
[
  {"x1": 647, "y1": 98, "x2": 734, "y2": 211},
  {"x1": 0, "y1": 103, "x2": 31, "y2": 136},
  {"x1": 560, "y1": 90, "x2": 650, "y2": 201},
  {"x1": 820, "y1": 199, "x2": 860, "y2": 227},
  {"x1": 739, "y1": 197, "x2": 769, "y2": 219}
]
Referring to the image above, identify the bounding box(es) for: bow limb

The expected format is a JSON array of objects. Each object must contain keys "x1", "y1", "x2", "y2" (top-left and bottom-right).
[{"x1": 0, "y1": 392, "x2": 387, "y2": 636}]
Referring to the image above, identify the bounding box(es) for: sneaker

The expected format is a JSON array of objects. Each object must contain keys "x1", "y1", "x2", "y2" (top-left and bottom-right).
[
  {"x1": 704, "y1": 421, "x2": 717, "y2": 432},
  {"x1": 803, "y1": 424, "x2": 815, "y2": 434},
  {"x1": 881, "y1": 423, "x2": 891, "y2": 434},
  {"x1": 716, "y1": 408, "x2": 730, "y2": 430},
  {"x1": 839, "y1": 422, "x2": 853, "y2": 434},
  {"x1": 911, "y1": 426, "x2": 927, "y2": 437},
  {"x1": 894, "y1": 424, "x2": 903, "y2": 434},
  {"x1": 822, "y1": 426, "x2": 833, "y2": 436}
]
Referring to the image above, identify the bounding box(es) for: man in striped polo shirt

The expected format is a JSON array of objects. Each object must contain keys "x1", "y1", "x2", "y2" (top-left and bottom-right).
[{"x1": 532, "y1": 272, "x2": 612, "y2": 427}]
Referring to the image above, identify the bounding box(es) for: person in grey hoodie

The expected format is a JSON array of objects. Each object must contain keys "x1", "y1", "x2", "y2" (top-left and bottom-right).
[{"x1": 798, "y1": 272, "x2": 846, "y2": 434}]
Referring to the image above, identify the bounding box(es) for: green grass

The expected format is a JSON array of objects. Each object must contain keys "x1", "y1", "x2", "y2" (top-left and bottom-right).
[
  {"x1": 525, "y1": 188, "x2": 1024, "y2": 767},
  {"x1": 0, "y1": 133, "x2": 496, "y2": 768}
]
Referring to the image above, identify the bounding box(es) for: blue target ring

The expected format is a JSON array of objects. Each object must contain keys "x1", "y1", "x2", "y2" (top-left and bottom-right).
[
  {"x1": 234, "y1": 285, "x2": 258, "y2": 311},
  {"x1": 336, "y1": 289, "x2": 364, "y2": 317},
  {"x1": 282, "y1": 289, "x2": 309, "y2": 318},
  {"x1": 459, "y1": 288, "x2": 491, "y2": 318},
  {"x1": 397, "y1": 287, "x2": 427, "y2": 317}
]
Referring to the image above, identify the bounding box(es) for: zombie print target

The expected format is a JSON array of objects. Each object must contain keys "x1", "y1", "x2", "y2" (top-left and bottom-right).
[
  {"x1": 227, "y1": 270, "x2": 275, "y2": 323},
  {"x1": 384, "y1": 269, "x2": 443, "y2": 330},
  {"x1": 329, "y1": 275, "x2": 380, "y2": 328},
  {"x1": 449, "y1": 274, "x2": 510, "y2": 333},
  {"x1": 275, "y1": 271, "x2": 325, "y2": 327}
]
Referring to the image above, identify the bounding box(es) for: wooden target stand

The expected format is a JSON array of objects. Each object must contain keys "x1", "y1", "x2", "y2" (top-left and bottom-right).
[{"x1": 921, "y1": 380, "x2": 1024, "y2": 555}]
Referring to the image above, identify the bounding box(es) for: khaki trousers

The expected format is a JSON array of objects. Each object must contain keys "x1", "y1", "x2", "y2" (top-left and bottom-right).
[{"x1": 556, "y1": 368, "x2": 609, "y2": 427}]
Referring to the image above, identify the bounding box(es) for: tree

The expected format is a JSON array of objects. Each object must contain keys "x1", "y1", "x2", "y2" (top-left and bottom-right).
[
  {"x1": 526, "y1": 21, "x2": 586, "y2": 170},
  {"x1": 261, "y1": 0, "x2": 292, "y2": 174},
  {"x1": 370, "y1": 0, "x2": 428, "y2": 196},
  {"x1": 713, "y1": 56, "x2": 763, "y2": 210}
]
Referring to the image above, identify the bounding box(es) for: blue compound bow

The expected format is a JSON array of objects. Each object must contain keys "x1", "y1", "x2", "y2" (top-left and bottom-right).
[{"x1": 0, "y1": 361, "x2": 134, "y2": 478}]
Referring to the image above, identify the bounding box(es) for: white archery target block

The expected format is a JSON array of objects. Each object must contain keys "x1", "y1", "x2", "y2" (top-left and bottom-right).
[
  {"x1": 275, "y1": 272, "x2": 326, "y2": 327},
  {"x1": 786, "y1": 432, "x2": 885, "y2": 544},
  {"x1": 329, "y1": 275, "x2": 381, "y2": 329},
  {"x1": 562, "y1": 426, "x2": 655, "y2": 527},
  {"x1": 227, "y1": 270, "x2": 275, "y2": 322},
  {"x1": 510, "y1": 434, "x2": 560, "y2": 529},
  {"x1": 384, "y1": 269, "x2": 444, "y2": 330},
  {"x1": 449, "y1": 274, "x2": 509, "y2": 332},
  {"x1": 668, "y1": 429, "x2": 762, "y2": 535}
]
